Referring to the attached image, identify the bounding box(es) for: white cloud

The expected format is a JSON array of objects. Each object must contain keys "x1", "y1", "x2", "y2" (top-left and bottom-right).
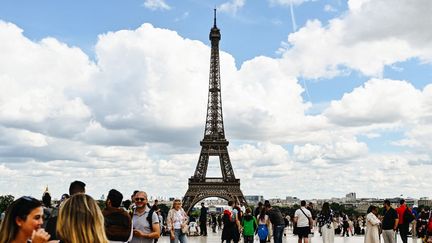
[
  {"x1": 278, "y1": 0, "x2": 432, "y2": 78},
  {"x1": 219, "y1": 0, "x2": 246, "y2": 15},
  {"x1": 143, "y1": 0, "x2": 171, "y2": 11},
  {"x1": 324, "y1": 79, "x2": 423, "y2": 126}
]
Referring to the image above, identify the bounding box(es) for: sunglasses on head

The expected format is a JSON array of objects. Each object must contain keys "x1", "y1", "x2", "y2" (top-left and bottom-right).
[{"x1": 135, "y1": 198, "x2": 146, "y2": 202}]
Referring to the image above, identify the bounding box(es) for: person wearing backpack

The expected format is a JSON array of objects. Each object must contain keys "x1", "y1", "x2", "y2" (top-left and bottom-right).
[
  {"x1": 130, "y1": 191, "x2": 160, "y2": 243},
  {"x1": 103, "y1": 189, "x2": 132, "y2": 243},
  {"x1": 257, "y1": 207, "x2": 270, "y2": 243},
  {"x1": 396, "y1": 199, "x2": 414, "y2": 243},
  {"x1": 221, "y1": 201, "x2": 240, "y2": 243},
  {"x1": 241, "y1": 208, "x2": 258, "y2": 243}
]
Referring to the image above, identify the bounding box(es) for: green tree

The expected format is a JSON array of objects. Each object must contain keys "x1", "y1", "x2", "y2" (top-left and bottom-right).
[{"x1": 0, "y1": 195, "x2": 15, "y2": 212}]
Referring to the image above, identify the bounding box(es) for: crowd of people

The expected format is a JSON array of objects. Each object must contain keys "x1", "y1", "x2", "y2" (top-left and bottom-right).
[{"x1": 1, "y1": 184, "x2": 432, "y2": 243}]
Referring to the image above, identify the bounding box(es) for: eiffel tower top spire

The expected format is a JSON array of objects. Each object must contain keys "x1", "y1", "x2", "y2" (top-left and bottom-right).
[{"x1": 204, "y1": 8, "x2": 224, "y2": 142}]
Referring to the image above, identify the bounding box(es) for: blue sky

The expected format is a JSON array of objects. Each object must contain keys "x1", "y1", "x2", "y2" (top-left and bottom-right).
[{"x1": 0, "y1": 0, "x2": 431, "y2": 200}]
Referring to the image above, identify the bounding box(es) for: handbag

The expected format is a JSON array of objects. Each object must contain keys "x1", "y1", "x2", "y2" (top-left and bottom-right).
[
  {"x1": 181, "y1": 223, "x2": 189, "y2": 234},
  {"x1": 293, "y1": 222, "x2": 298, "y2": 235},
  {"x1": 254, "y1": 234, "x2": 260, "y2": 243}
]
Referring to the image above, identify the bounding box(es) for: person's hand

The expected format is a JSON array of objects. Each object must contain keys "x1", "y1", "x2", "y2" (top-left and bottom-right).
[
  {"x1": 133, "y1": 229, "x2": 145, "y2": 238},
  {"x1": 170, "y1": 231, "x2": 175, "y2": 240},
  {"x1": 31, "y1": 229, "x2": 51, "y2": 243}
]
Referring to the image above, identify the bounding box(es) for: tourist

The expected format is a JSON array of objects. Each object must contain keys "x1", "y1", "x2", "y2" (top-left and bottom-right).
[
  {"x1": 57, "y1": 193, "x2": 108, "y2": 243},
  {"x1": 254, "y1": 202, "x2": 263, "y2": 218},
  {"x1": 341, "y1": 212, "x2": 350, "y2": 237},
  {"x1": 211, "y1": 213, "x2": 217, "y2": 233},
  {"x1": 294, "y1": 200, "x2": 313, "y2": 243},
  {"x1": 42, "y1": 191, "x2": 53, "y2": 229},
  {"x1": 130, "y1": 191, "x2": 160, "y2": 243},
  {"x1": 221, "y1": 200, "x2": 240, "y2": 243},
  {"x1": 317, "y1": 202, "x2": 334, "y2": 243},
  {"x1": 241, "y1": 208, "x2": 257, "y2": 243},
  {"x1": 217, "y1": 213, "x2": 222, "y2": 230},
  {"x1": 381, "y1": 199, "x2": 399, "y2": 243},
  {"x1": 257, "y1": 207, "x2": 270, "y2": 243},
  {"x1": 0, "y1": 196, "x2": 53, "y2": 243},
  {"x1": 167, "y1": 199, "x2": 188, "y2": 243},
  {"x1": 417, "y1": 207, "x2": 429, "y2": 241},
  {"x1": 364, "y1": 206, "x2": 381, "y2": 243},
  {"x1": 46, "y1": 180, "x2": 86, "y2": 240},
  {"x1": 265, "y1": 200, "x2": 285, "y2": 243},
  {"x1": 103, "y1": 189, "x2": 132, "y2": 243},
  {"x1": 396, "y1": 199, "x2": 414, "y2": 243},
  {"x1": 199, "y1": 202, "x2": 208, "y2": 236}
]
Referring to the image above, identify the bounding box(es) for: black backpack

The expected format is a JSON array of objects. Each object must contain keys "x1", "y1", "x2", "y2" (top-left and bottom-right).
[{"x1": 403, "y1": 208, "x2": 415, "y2": 224}]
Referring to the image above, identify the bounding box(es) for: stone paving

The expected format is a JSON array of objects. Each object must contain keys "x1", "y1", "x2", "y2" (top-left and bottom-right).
[{"x1": 156, "y1": 227, "x2": 421, "y2": 243}]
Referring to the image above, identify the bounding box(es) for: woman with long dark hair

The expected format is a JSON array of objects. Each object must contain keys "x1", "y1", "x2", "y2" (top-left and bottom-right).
[
  {"x1": 364, "y1": 205, "x2": 381, "y2": 243},
  {"x1": 317, "y1": 202, "x2": 334, "y2": 243},
  {"x1": 0, "y1": 196, "x2": 52, "y2": 243},
  {"x1": 257, "y1": 207, "x2": 270, "y2": 243}
]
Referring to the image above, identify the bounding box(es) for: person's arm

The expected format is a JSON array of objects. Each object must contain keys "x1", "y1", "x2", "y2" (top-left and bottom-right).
[
  {"x1": 294, "y1": 211, "x2": 298, "y2": 223},
  {"x1": 394, "y1": 211, "x2": 399, "y2": 230}
]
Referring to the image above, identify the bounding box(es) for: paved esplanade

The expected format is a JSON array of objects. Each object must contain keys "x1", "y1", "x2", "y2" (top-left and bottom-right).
[{"x1": 156, "y1": 228, "x2": 418, "y2": 243}]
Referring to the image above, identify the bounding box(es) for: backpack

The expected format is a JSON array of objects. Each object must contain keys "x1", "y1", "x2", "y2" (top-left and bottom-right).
[
  {"x1": 105, "y1": 211, "x2": 131, "y2": 242},
  {"x1": 403, "y1": 208, "x2": 415, "y2": 224},
  {"x1": 257, "y1": 224, "x2": 269, "y2": 240},
  {"x1": 223, "y1": 209, "x2": 233, "y2": 222},
  {"x1": 146, "y1": 206, "x2": 156, "y2": 226},
  {"x1": 427, "y1": 215, "x2": 432, "y2": 233}
]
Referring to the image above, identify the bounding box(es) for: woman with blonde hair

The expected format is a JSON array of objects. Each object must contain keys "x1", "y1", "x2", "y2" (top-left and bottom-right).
[
  {"x1": 167, "y1": 199, "x2": 189, "y2": 243},
  {"x1": 0, "y1": 196, "x2": 53, "y2": 243},
  {"x1": 57, "y1": 193, "x2": 108, "y2": 243}
]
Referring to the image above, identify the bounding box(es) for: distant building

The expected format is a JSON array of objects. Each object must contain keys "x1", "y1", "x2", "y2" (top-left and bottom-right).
[
  {"x1": 245, "y1": 195, "x2": 264, "y2": 205},
  {"x1": 345, "y1": 192, "x2": 356, "y2": 202},
  {"x1": 418, "y1": 198, "x2": 432, "y2": 207}
]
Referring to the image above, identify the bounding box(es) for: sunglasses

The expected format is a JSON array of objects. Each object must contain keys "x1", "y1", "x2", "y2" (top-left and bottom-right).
[{"x1": 135, "y1": 198, "x2": 146, "y2": 202}]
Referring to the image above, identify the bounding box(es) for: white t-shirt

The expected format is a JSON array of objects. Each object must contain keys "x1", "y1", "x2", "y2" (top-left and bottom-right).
[{"x1": 294, "y1": 207, "x2": 312, "y2": 227}]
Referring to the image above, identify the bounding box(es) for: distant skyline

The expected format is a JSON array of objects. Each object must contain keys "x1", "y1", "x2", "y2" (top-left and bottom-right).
[{"x1": 0, "y1": 0, "x2": 432, "y2": 200}]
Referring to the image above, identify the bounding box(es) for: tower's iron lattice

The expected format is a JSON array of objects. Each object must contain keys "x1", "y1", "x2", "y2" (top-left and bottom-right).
[{"x1": 182, "y1": 9, "x2": 247, "y2": 212}]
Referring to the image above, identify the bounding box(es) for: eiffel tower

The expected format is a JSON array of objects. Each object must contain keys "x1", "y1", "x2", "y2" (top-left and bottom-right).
[{"x1": 182, "y1": 9, "x2": 247, "y2": 212}]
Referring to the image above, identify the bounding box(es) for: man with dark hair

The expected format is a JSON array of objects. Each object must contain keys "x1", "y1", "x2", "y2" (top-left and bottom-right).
[
  {"x1": 103, "y1": 189, "x2": 132, "y2": 243},
  {"x1": 265, "y1": 201, "x2": 285, "y2": 243},
  {"x1": 382, "y1": 199, "x2": 399, "y2": 243},
  {"x1": 200, "y1": 202, "x2": 208, "y2": 236},
  {"x1": 46, "y1": 180, "x2": 86, "y2": 240},
  {"x1": 294, "y1": 200, "x2": 313, "y2": 243},
  {"x1": 396, "y1": 199, "x2": 414, "y2": 243},
  {"x1": 42, "y1": 192, "x2": 52, "y2": 228},
  {"x1": 254, "y1": 202, "x2": 263, "y2": 218},
  {"x1": 68, "y1": 180, "x2": 86, "y2": 195},
  {"x1": 131, "y1": 191, "x2": 160, "y2": 243}
]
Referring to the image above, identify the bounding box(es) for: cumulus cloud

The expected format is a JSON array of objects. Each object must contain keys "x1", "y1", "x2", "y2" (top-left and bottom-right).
[
  {"x1": 324, "y1": 79, "x2": 423, "y2": 126},
  {"x1": 279, "y1": 0, "x2": 432, "y2": 78},
  {"x1": 143, "y1": 0, "x2": 171, "y2": 11}
]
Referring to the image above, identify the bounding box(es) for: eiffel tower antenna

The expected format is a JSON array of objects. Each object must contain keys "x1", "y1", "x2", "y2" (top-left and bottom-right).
[{"x1": 182, "y1": 10, "x2": 247, "y2": 212}]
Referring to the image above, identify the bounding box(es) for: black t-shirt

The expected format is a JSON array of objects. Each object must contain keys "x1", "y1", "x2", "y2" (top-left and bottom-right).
[
  {"x1": 382, "y1": 207, "x2": 398, "y2": 230},
  {"x1": 267, "y1": 208, "x2": 285, "y2": 226}
]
